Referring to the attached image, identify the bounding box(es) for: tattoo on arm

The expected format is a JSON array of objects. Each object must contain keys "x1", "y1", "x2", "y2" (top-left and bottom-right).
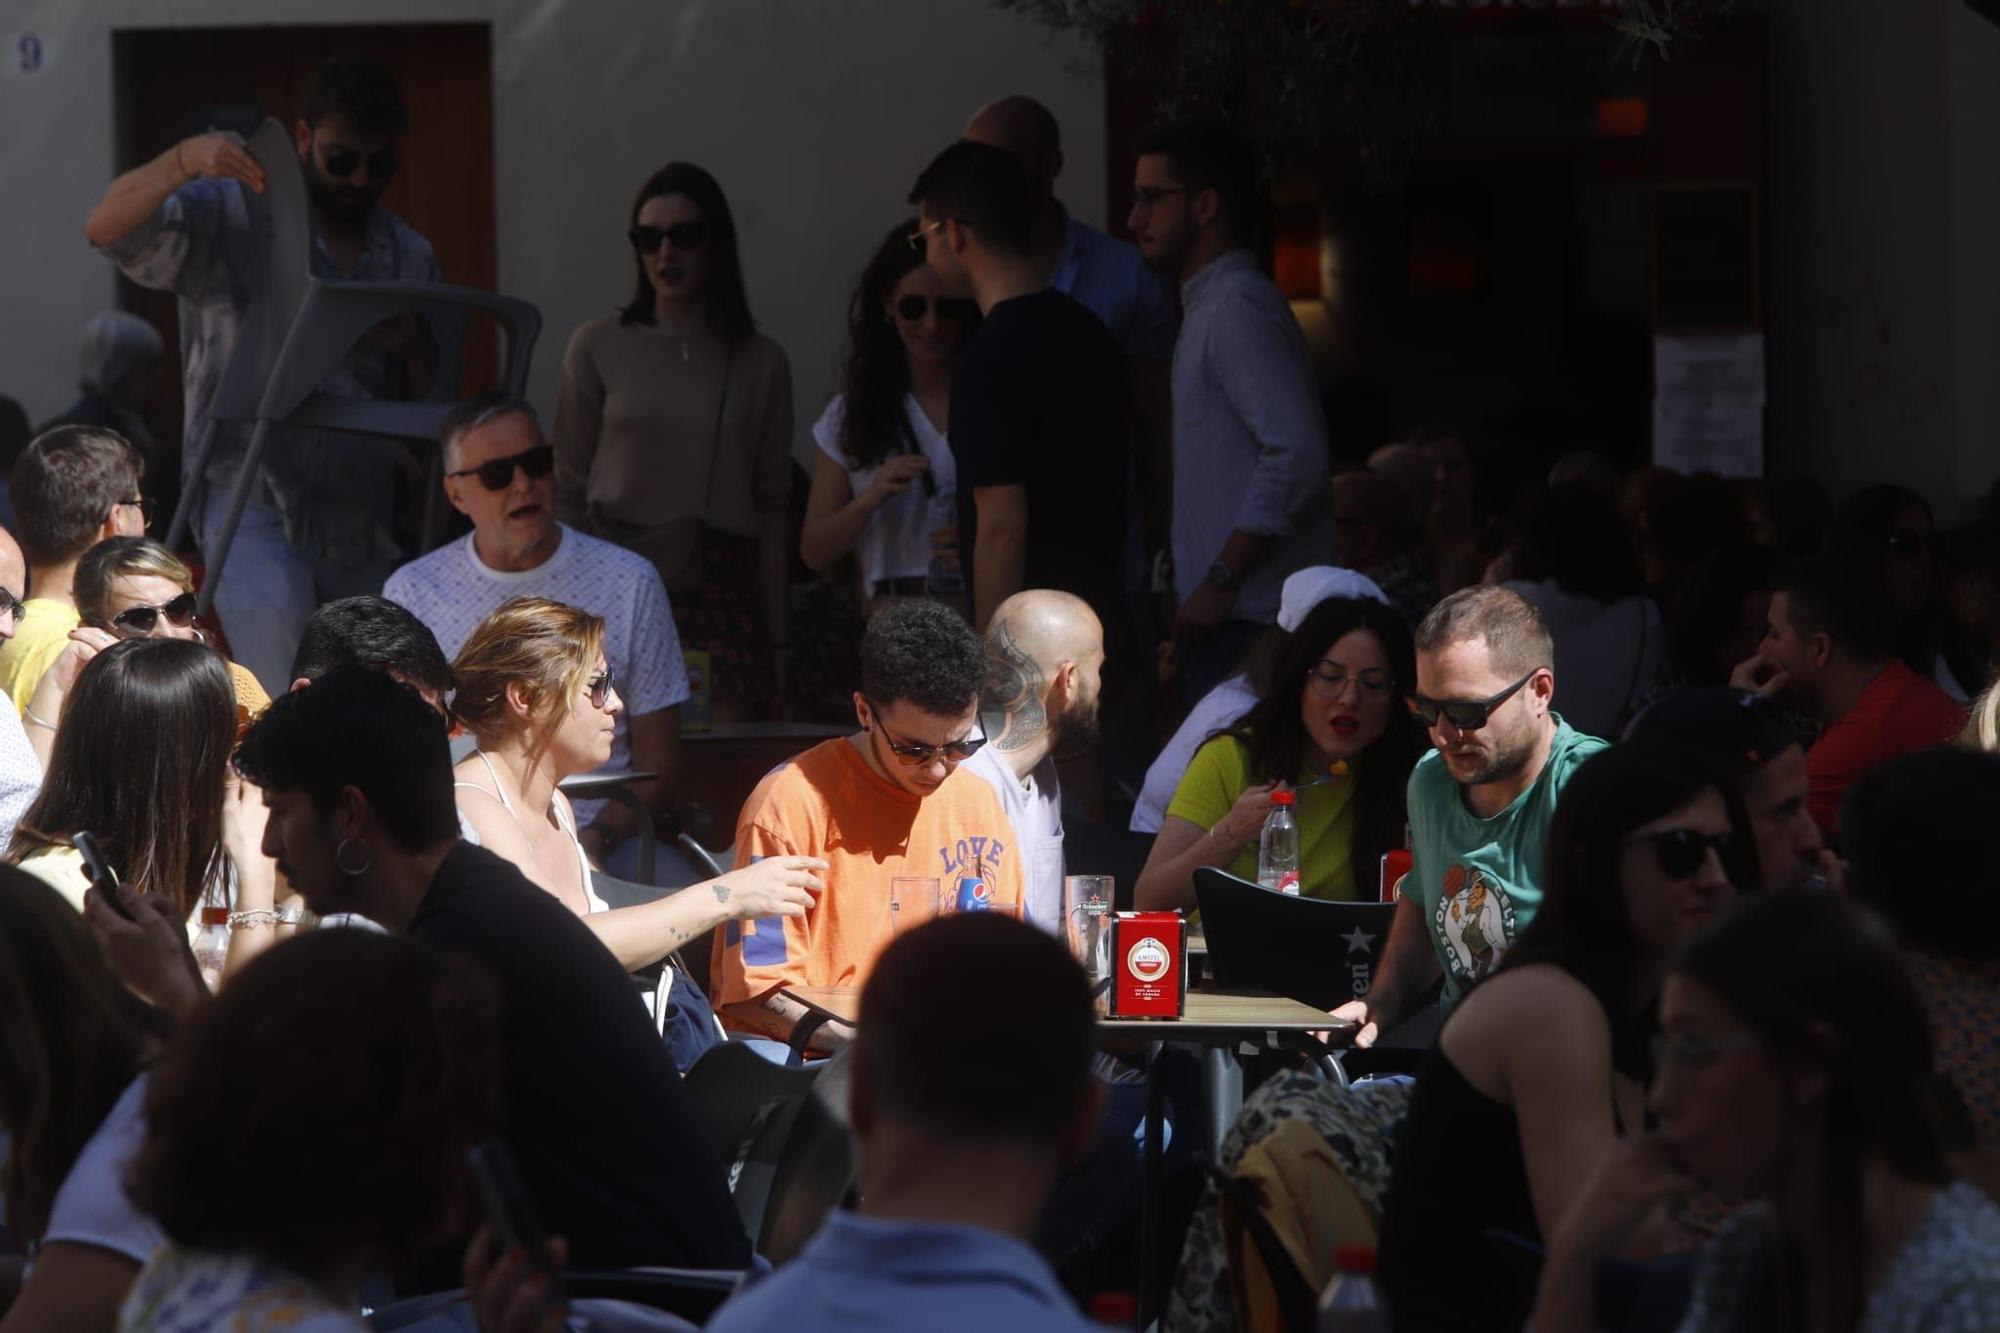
[
  {"x1": 984, "y1": 625, "x2": 1045, "y2": 753},
  {"x1": 713, "y1": 882, "x2": 730, "y2": 904}
]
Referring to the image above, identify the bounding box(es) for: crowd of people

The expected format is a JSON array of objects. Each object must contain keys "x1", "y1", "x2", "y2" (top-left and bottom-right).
[{"x1": 2, "y1": 49, "x2": 1999, "y2": 1333}]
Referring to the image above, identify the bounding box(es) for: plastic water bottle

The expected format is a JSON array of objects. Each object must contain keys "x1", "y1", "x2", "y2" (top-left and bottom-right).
[
  {"x1": 1316, "y1": 1244, "x2": 1389, "y2": 1332},
  {"x1": 1258, "y1": 789, "x2": 1301, "y2": 895},
  {"x1": 193, "y1": 906, "x2": 230, "y2": 992}
]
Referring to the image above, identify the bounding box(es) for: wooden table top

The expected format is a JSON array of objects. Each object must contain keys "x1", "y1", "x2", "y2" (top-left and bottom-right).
[{"x1": 784, "y1": 985, "x2": 1345, "y2": 1040}]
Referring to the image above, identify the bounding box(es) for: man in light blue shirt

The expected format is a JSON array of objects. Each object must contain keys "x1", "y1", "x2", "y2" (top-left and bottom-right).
[
  {"x1": 705, "y1": 915, "x2": 1102, "y2": 1333},
  {"x1": 1130, "y1": 123, "x2": 1335, "y2": 704}
]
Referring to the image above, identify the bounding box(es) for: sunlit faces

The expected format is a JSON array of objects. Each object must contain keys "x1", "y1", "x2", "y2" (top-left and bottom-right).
[
  {"x1": 1126, "y1": 153, "x2": 1196, "y2": 274},
  {"x1": 444, "y1": 411, "x2": 555, "y2": 555},
  {"x1": 1737, "y1": 744, "x2": 1822, "y2": 892},
  {"x1": 1411, "y1": 639, "x2": 1548, "y2": 788},
  {"x1": 635, "y1": 193, "x2": 710, "y2": 306},
  {"x1": 1651, "y1": 975, "x2": 1790, "y2": 1198},
  {"x1": 104, "y1": 573, "x2": 200, "y2": 641},
  {"x1": 1618, "y1": 788, "x2": 1737, "y2": 961},
  {"x1": 1300, "y1": 629, "x2": 1395, "y2": 769},
  {"x1": 854, "y1": 693, "x2": 981, "y2": 799},
  {"x1": 549, "y1": 654, "x2": 621, "y2": 772},
  {"x1": 885, "y1": 265, "x2": 966, "y2": 369}
]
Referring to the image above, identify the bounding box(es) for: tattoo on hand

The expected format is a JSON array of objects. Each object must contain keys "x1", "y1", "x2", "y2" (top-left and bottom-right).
[{"x1": 984, "y1": 625, "x2": 1046, "y2": 753}]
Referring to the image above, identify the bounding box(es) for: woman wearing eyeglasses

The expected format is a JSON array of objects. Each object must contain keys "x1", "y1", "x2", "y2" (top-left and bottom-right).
[
  {"x1": 553, "y1": 162, "x2": 794, "y2": 723},
  {"x1": 1376, "y1": 740, "x2": 1749, "y2": 1333},
  {"x1": 448, "y1": 599, "x2": 824, "y2": 1029},
  {"x1": 21, "y1": 537, "x2": 269, "y2": 768},
  {"x1": 1133, "y1": 595, "x2": 1424, "y2": 909},
  {"x1": 800, "y1": 220, "x2": 979, "y2": 617},
  {"x1": 1533, "y1": 890, "x2": 2000, "y2": 1333}
]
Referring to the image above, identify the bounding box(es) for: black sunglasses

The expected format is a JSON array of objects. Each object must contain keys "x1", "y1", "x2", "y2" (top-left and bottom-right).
[
  {"x1": 111, "y1": 591, "x2": 198, "y2": 636},
  {"x1": 318, "y1": 143, "x2": 399, "y2": 183},
  {"x1": 1626, "y1": 827, "x2": 1736, "y2": 880},
  {"x1": 445, "y1": 443, "x2": 556, "y2": 493},
  {"x1": 584, "y1": 669, "x2": 614, "y2": 710},
  {"x1": 1888, "y1": 528, "x2": 1928, "y2": 559},
  {"x1": 895, "y1": 294, "x2": 975, "y2": 324},
  {"x1": 629, "y1": 221, "x2": 708, "y2": 254},
  {"x1": 116, "y1": 495, "x2": 156, "y2": 524},
  {"x1": 0, "y1": 587, "x2": 24, "y2": 623},
  {"x1": 868, "y1": 707, "x2": 985, "y2": 767},
  {"x1": 1406, "y1": 670, "x2": 1537, "y2": 731}
]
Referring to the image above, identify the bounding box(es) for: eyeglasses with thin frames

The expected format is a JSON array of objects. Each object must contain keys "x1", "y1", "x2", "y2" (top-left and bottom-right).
[
  {"x1": 1307, "y1": 663, "x2": 1395, "y2": 701},
  {"x1": 1129, "y1": 185, "x2": 1193, "y2": 213},
  {"x1": 1406, "y1": 670, "x2": 1538, "y2": 731},
  {"x1": 867, "y1": 704, "x2": 985, "y2": 767},
  {"x1": 115, "y1": 496, "x2": 156, "y2": 525}
]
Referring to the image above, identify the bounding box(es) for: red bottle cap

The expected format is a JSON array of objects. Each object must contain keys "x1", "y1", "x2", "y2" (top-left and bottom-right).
[
  {"x1": 1271, "y1": 789, "x2": 1297, "y2": 806},
  {"x1": 1333, "y1": 1244, "x2": 1377, "y2": 1273},
  {"x1": 1088, "y1": 1291, "x2": 1137, "y2": 1324}
]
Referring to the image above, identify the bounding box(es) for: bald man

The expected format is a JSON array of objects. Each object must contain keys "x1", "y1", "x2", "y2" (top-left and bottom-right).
[
  {"x1": 964, "y1": 95, "x2": 1177, "y2": 365},
  {"x1": 0, "y1": 527, "x2": 43, "y2": 849},
  {"x1": 962, "y1": 590, "x2": 1106, "y2": 932}
]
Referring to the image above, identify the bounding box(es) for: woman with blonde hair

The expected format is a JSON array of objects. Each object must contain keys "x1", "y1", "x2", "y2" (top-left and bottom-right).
[
  {"x1": 1963, "y1": 680, "x2": 1999, "y2": 752},
  {"x1": 450, "y1": 596, "x2": 824, "y2": 974},
  {"x1": 22, "y1": 536, "x2": 267, "y2": 766}
]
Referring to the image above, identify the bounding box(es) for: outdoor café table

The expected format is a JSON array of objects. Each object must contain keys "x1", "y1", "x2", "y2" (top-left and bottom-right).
[{"x1": 780, "y1": 984, "x2": 1346, "y2": 1325}]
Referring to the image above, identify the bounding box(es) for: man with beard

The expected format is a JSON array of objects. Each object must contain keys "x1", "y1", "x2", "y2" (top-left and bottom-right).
[
  {"x1": 1127, "y1": 123, "x2": 1334, "y2": 703},
  {"x1": 1331, "y1": 587, "x2": 1607, "y2": 1047},
  {"x1": 963, "y1": 590, "x2": 1106, "y2": 933},
  {"x1": 86, "y1": 55, "x2": 440, "y2": 694}
]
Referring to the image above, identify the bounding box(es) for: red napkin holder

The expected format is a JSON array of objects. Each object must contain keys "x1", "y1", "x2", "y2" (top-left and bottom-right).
[{"x1": 1110, "y1": 911, "x2": 1187, "y2": 1019}]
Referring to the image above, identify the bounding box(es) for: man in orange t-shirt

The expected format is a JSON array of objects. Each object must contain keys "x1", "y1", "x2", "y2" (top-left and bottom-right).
[
  {"x1": 711, "y1": 600, "x2": 1024, "y2": 1052},
  {"x1": 1731, "y1": 555, "x2": 1965, "y2": 840}
]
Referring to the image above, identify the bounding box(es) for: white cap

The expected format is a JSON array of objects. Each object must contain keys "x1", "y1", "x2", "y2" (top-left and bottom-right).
[{"x1": 1277, "y1": 565, "x2": 1389, "y2": 631}]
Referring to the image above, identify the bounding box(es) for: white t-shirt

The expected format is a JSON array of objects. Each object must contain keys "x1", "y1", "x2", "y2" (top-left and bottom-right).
[
  {"x1": 43, "y1": 1074, "x2": 164, "y2": 1266},
  {"x1": 811, "y1": 393, "x2": 956, "y2": 588},
  {"x1": 385, "y1": 525, "x2": 690, "y2": 820},
  {"x1": 1130, "y1": 673, "x2": 1260, "y2": 835},
  {"x1": 963, "y1": 744, "x2": 1065, "y2": 934}
]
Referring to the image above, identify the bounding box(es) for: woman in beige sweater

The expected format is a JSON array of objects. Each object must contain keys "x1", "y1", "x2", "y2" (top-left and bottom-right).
[{"x1": 554, "y1": 161, "x2": 793, "y2": 720}]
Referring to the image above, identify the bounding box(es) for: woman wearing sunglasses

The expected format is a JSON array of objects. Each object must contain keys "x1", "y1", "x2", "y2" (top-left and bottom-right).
[
  {"x1": 801, "y1": 219, "x2": 980, "y2": 616},
  {"x1": 448, "y1": 599, "x2": 824, "y2": 1041},
  {"x1": 21, "y1": 537, "x2": 269, "y2": 768},
  {"x1": 1828, "y1": 483, "x2": 1990, "y2": 703},
  {"x1": 1133, "y1": 595, "x2": 1425, "y2": 909},
  {"x1": 553, "y1": 161, "x2": 794, "y2": 723},
  {"x1": 1534, "y1": 891, "x2": 2000, "y2": 1333},
  {"x1": 1377, "y1": 740, "x2": 1750, "y2": 1333}
]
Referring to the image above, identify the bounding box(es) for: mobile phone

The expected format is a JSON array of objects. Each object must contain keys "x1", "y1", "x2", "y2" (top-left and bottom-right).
[
  {"x1": 74, "y1": 831, "x2": 135, "y2": 921},
  {"x1": 467, "y1": 1140, "x2": 563, "y2": 1305}
]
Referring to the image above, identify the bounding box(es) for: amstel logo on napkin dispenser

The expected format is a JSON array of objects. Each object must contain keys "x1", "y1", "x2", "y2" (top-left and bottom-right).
[{"x1": 1110, "y1": 911, "x2": 1187, "y2": 1019}]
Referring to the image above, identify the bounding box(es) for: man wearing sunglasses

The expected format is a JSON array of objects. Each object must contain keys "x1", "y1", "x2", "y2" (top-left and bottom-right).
[
  {"x1": 711, "y1": 600, "x2": 1025, "y2": 1058},
  {"x1": 1332, "y1": 587, "x2": 1607, "y2": 1048},
  {"x1": 87, "y1": 54, "x2": 441, "y2": 694}
]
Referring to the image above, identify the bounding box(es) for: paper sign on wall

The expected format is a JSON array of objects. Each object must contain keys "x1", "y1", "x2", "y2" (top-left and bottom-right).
[{"x1": 1652, "y1": 332, "x2": 1765, "y2": 479}]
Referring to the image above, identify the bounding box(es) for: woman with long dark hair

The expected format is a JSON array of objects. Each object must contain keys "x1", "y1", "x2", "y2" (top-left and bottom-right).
[
  {"x1": 1378, "y1": 740, "x2": 1751, "y2": 1332},
  {"x1": 554, "y1": 161, "x2": 793, "y2": 720},
  {"x1": 0, "y1": 872, "x2": 172, "y2": 1330},
  {"x1": 4, "y1": 638, "x2": 281, "y2": 977},
  {"x1": 1828, "y1": 482, "x2": 1991, "y2": 701},
  {"x1": 1133, "y1": 595, "x2": 1424, "y2": 908},
  {"x1": 1534, "y1": 891, "x2": 2000, "y2": 1332},
  {"x1": 800, "y1": 220, "x2": 978, "y2": 614}
]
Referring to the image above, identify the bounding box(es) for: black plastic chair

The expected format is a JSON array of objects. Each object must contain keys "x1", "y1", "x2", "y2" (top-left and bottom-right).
[
  {"x1": 675, "y1": 833, "x2": 731, "y2": 998},
  {"x1": 1192, "y1": 867, "x2": 1397, "y2": 1012},
  {"x1": 681, "y1": 1042, "x2": 854, "y2": 1264}
]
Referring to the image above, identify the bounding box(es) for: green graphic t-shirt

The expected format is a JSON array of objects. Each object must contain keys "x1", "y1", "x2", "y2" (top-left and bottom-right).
[{"x1": 1401, "y1": 716, "x2": 1607, "y2": 1012}]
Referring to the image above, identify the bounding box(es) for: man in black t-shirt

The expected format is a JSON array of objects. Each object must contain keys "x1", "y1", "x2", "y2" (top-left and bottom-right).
[
  {"x1": 233, "y1": 669, "x2": 751, "y2": 1274},
  {"x1": 907, "y1": 140, "x2": 1130, "y2": 635}
]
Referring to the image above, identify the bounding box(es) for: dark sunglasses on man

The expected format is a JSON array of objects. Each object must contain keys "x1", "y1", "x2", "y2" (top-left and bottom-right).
[
  {"x1": 107, "y1": 591, "x2": 199, "y2": 637},
  {"x1": 0, "y1": 587, "x2": 25, "y2": 625},
  {"x1": 866, "y1": 704, "x2": 986, "y2": 767},
  {"x1": 628, "y1": 221, "x2": 708, "y2": 254},
  {"x1": 445, "y1": 443, "x2": 556, "y2": 493},
  {"x1": 318, "y1": 143, "x2": 399, "y2": 183},
  {"x1": 894, "y1": 295, "x2": 976, "y2": 324},
  {"x1": 1405, "y1": 670, "x2": 1538, "y2": 731}
]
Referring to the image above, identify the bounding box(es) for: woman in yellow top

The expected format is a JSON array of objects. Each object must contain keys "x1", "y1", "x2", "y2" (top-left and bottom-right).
[
  {"x1": 1134, "y1": 596, "x2": 1424, "y2": 908},
  {"x1": 21, "y1": 537, "x2": 267, "y2": 766}
]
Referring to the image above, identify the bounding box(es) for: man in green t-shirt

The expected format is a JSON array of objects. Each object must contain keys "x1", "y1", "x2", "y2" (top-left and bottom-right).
[{"x1": 1332, "y1": 586, "x2": 1606, "y2": 1046}]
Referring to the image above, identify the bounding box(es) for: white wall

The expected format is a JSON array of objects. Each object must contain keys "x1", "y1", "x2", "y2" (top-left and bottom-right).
[{"x1": 0, "y1": 0, "x2": 1102, "y2": 461}]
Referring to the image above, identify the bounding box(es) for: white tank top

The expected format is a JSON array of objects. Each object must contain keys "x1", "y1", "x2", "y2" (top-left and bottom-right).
[{"x1": 454, "y1": 752, "x2": 608, "y2": 915}]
